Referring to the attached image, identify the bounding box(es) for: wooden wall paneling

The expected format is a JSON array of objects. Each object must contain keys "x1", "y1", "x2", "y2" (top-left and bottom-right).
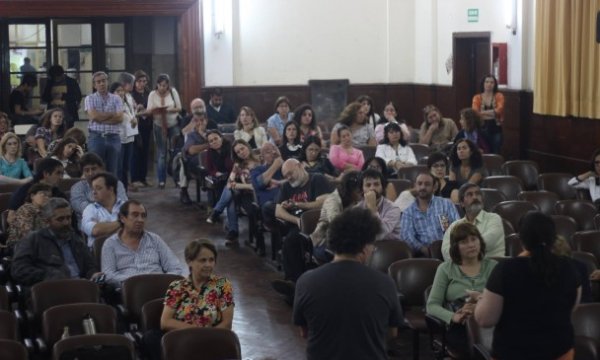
[
  {"x1": 347, "y1": 84, "x2": 387, "y2": 115},
  {"x1": 499, "y1": 89, "x2": 523, "y2": 161},
  {"x1": 177, "y1": 0, "x2": 202, "y2": 110},
  {"x1": 385, "y1": 84, "x2": 415, "y2": 126},
  {"x1": 412, "y1": 84, "x2": 437, "y2": 127},
  {"x1": 434, "y1": 86, "x2": 457, "y2": 121}
]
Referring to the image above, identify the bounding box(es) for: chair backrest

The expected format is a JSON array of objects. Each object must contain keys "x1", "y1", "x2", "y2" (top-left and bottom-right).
[
  {"x1": 571, "y1": 251, "x2": 599, "y2": 275},
  {"x1": 408, "y1": 143, "x2": 432, "y2": 163},
  {"x1": 52, "y1": 334, "x2": 135, "y2": 360},
  {"x1": 31, "y1": 279, "x2": 100, "y2": 318},
  {"x1": 0, "y1": 310, "x2": 17, "y2": 340},
  {"x1": 572, "y1": 231, "x2": 600, "y2": 263},
  {"x1": 555, "y1": 200, "x2": 597, "y2": 231},
  {"x1": 550, "y1": 215, "x2": 578, "y2": 247},
  {"x1": 93, "y1": 235, "x2": 109, "y2": 269},
  {"x1": 357, "y1": 146, "x2": 376, "y2": 161},
  {"x1": 388, "y1": 179, "x2": 412, "y2": 197},
  {"x1": 538, "y1": 173, "x2": 577, "y2": 200},
  {"x1": 492, "y1": 200, "x2": 538, "y2": 232},
  {"x1": 161, "y1": 328, "x2": 242, "y2": 360},
  {"x1": 482, "y1": 154, "x2": 505, "y2": 176},
  {"x1": 517, "y1": 190, "x2": 559, "y2": 216},
  {"x1": 367, "y1": 240, "x2": 413, "y2": 274},
  {"x1": 43, "y1": 303, "x2": 117, "y2": 348},
  {"x1": 0, "y1": 193, "x2": 12, "y2": 213},
  {"x1": 481, "y1": 176, "x2": 524, "y2": 200},
  {"x1": 481, "y1": 188, "x2": 507, "y2": 212},
  {"x1": 0, "y1": 285, "x2": 8, "y2": 311},
  {"x1": 574, "y1": 336, "x2": 599, "y2": 360},
  {"x1": 595, "y1": 214, "x2": 600, "y2": 231},
  {"x1": 501, "y1": 217, "x2": 515, "y2": 236},
  {"x1": 388, "y1": 258, "x2": 441, "y2": 307},
  {"x1": 572, "y1": 303, "x2": 600, "y2": 340},
  {"x1": 0, "y1": 339, "x2": 27, "y2": 360},
  {"x1": 141, "y1": 298, "x2": 164, "y2": 332},
  {"x1": 502, "y1": 160, "x2": 539, "y2": 190},
  {"x1": 300, "y1": 208, "x2": 321, "y2": 235},
  {"x1": 396, "y1": 165, "x2": 428, "y2": 182},
  {"x1": 504, "y1": 233, "x2": 523, "y2": 257},
  {"x1": 57, "y1": 178, "x2": 81, "y2": 193},
  {"x1": 121, "y1": 273, "x2": 184, "y2": 323},
  {"x1": 428, "y1": 240, "x2": 444, "y2": 261}
]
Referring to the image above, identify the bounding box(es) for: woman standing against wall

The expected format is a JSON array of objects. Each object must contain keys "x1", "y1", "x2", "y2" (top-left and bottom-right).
[
  {"x1": 131, "y1": 70, "x2": 153, "y2": 188},
  {"x1": 472, "y1": 74, "x2": 504, "y2": 154}
]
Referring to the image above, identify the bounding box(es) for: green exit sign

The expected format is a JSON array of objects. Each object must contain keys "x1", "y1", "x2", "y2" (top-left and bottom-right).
[{"x1": 468, "y1": 8, "x2": 479, "y2": 23}]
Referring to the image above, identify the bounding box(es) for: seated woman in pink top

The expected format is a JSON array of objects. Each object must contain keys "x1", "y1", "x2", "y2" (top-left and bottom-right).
[{"x1": 329, "y1": 125, "x2": 365, "y2": 172}]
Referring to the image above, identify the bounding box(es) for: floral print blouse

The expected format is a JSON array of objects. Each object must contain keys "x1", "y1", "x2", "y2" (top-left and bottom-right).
[
  {"x1": 7, "y1": 203, "x2": 44, "y2": 248},
  {"x1": 164, "y1": 275, "x2": 234, "y2": 327}
]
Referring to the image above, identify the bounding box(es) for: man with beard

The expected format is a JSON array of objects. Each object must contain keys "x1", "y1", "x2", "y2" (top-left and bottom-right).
[
  {"x1": 400, "y1": 172, "x2": 460, "y2": 256},
  {"x1": 272, "y1": 159, "x2": 332, "y2": 302},
  {"x1": 101, "y1": 200, "x2": 185, "y2": 288},
  {"x1": 11, "y1": 198, "x2": 101, "y2": 287},
  {"x1": 358, "y1": 169, "x2": 402, "y2": 240},
  {"x1": 441, "y1": 183, "x2": 505, "y2": 260},
  {"x1": 206, "y1": 88, "x2": 236, "y2": 124}
]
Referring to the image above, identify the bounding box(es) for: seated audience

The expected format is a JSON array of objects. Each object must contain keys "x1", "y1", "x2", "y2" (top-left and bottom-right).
[
  {"x1": 428, "y1": 152, "x2": 459, "y2": 203},
  {"x1": 101, "y1": 200, "x2": 185, "y2": 288},
  {"x1": 375, "y1": 101, "x2": 410, "y2": 143},
  {"x1": 568, "y1": 148, "x2": 600, "y2": 206},
  {"x1": 180, "y1": 98, "x2": 218, "y2": 139},
  {"x1": 0, "y1": 132, "x2": 32, "y2": 185},
  {"x1": 442, "y1": 183, "x2": 505, "y2": 261},
  {"x1": 7, "y1": 183, "x2": 52, "y2": 249},
  {"x1": 9, "y1": 74, "x2": 43, "y2": 123},
  {"x1": 48, "y1": 126, "x2": 87, "y2": 155},
  {"x1": 81, "y1": 172, "x2": 126, "y2": 248},
  {"x1": 475, "y1": 212, "x2": 581, "y2": 360},
  {"x1": 35, "y1": 108, "x2": 67, "y2": 158},
  {"x1": 294, "y1": 104, "x2": 322, "y2": 142},
  {"x1": 448, "y1": 139, "x2": 485, "y2": 186},
  {"x1": 178, "y1": 111, "x2": 210, "y2": 205},
  {"x1": 356, "y1": 94, "x2": 380, "y2": 129},
  {"x1": 362, "y1": 156, "x2": 398, "y2": 201},
  {"x1": 358, "y1": 169, "x2": 402, "y2": 241},
  {"x1": 426, "y1": 222, "x2": 497, "y2": 357},
  {"x1": 11, "y1": 198, "x2": 100, "y2": 287},
  {"x1": 454, "y1": 107, "x2": 489, "y2": 153},
  {"x1": 70, "y1": 153, "x2": 127, "y2": 227},
  {"x1": 375, "y1": 122, "x2": 416, "y2": 173},
  {"x1": 206, "y1": 87, "x2": 236, "y2": 124},
  {"x1": 293, "y1": 207, "x2": 402, "y2": 360},
  {"x1": 300, "y1": 136, "x2": 339, "y2": 182},
  {"x1": 266, "y1": 96, "x2": 293, "y2": 146},
  {"x1": 329, "y1": 125, "x2": 365, "y2": 172},
  {"x1": 418, "y1": 105, "x2": 458, "y2": 151},
  {"x1": 279, "y1": 121, "x2": 303, "y2": 160},
  {"x1": 400, "y1": 172, "x2": 460, "y2": 256},
  {"x1": 50, "y1": 137, "x2": 83, "y2": 178},
  {"x1": 250, "y1": 142, "x2": 284, "y2": 255},
  {"x1": 207, "y1": 140, "x2": 260, "y2": 246},
  {"x1": 233, "y1": 106, "x2": 267, "y2": 149},
  {"x1": 330, "y1": 102, "x2": 376, "y2": 146},
  {"x1": 204, "y1": 130, "x2": 233, "y2": 204}
]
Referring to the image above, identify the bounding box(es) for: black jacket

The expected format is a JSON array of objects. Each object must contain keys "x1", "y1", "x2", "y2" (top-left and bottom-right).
[{"x1": 11, "y1": 227, "x2": 98, "y2": 286}]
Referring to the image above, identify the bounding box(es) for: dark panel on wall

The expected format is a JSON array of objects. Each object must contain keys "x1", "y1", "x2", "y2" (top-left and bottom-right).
[
  {"x1": 178, "y1": 0, "x2": 202, "y2": 110},
  {"x1": 386, "y1": 84, "x2": 415, "y2": 126}
]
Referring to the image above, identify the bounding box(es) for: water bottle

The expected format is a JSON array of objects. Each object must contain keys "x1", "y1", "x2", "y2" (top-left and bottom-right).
[
  {"x1": 61, "y1": 326, "x2": 69, "y2": 339},
  {"x1": 82, "y1": 314, "x2": 97, "y2": 335}
]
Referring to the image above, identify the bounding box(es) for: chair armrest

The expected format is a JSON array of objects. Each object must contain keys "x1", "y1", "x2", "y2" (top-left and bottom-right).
[
  {"x1": 35, "y1": 337, "x2": 47, "y2": 355},
  {"x1": 23, "y1": 337, "x2": 35, "y2": 355}
]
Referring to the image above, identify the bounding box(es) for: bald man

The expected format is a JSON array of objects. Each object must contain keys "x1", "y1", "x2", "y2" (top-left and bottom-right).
[{"x1": 181, "y1": 98, "x2": 218, "y2": 138}]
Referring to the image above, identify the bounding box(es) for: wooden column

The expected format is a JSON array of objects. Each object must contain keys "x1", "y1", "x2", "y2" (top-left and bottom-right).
[{"x1": 177, "y1": 0, "x2": 203, "y2": 109}]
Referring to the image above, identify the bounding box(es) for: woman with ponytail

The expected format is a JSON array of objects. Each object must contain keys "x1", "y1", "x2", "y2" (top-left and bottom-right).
[{"x1": 474, "y1": 211, "x2": 581, "y2": 360}]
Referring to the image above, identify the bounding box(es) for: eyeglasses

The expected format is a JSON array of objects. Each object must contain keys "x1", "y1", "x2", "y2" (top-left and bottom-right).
[{"x1": 431, "y1": 163, "x2": 446, "y2": 168}]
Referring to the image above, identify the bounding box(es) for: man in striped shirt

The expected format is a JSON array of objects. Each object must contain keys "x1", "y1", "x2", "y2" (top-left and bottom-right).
[{"x1": 85, "y1": 71, "x2": 123, "y2": 175}]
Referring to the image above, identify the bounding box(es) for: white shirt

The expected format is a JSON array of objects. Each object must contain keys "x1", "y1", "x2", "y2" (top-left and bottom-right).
[{"x1": 375, "y1": 143, "x2": 417, "y2": 166}]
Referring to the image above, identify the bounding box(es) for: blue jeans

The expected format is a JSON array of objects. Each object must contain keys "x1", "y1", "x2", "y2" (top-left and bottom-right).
[
  {"x1": 131, "y1": 118, "x2": 153, "y2": 183},
  {"x1": 213, "y1": 187, "x2": 238, "y2": 233},
  {"x1": 153, "y1": 124, "x2": 180, "y2": 184},
  {"x1": 118, "y1": 142, "x2": 134, "y2": 189},
  {"x1": 88, "y1": 131, "x2": 121, "y2": 175}
]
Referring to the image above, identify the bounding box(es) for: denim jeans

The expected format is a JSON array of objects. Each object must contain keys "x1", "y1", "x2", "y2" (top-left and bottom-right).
[
  {"x1": 152, "y1": 124, "x2": 180, "y2": 184},
  {"x1": 88, "y1": 131, "x2": 121, "y2": 175},
  {"x1": 131, "y1": 118, "x2": 153, "y2": 183},
  {"x1": 213, "y1": 187, "x2": 238, "y2": 233},
  {"x1": 118, "y1": 142, "x2": 134, "y2": 190}
]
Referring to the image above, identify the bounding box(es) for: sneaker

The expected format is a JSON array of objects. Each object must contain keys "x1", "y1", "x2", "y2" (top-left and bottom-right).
[
  {"x1": 206, "y1": 211, "x2": 221, "y2": 224},
  {"x1": 131, "y1": 181, "x2": 146, "y2": 188},
  {"x1": 158, "y1": 182, "x2": 166, "y2": 189},
  {"x1": 180, "y1": 189, "x2": 192, "y2": 205}
]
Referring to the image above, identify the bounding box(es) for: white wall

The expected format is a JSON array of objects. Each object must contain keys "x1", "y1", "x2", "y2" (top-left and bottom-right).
[{"x1": 203, "y1": 0, "x2": 533, "y2": 89}]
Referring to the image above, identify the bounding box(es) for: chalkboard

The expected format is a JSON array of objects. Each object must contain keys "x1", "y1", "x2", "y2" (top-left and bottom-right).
[{"x1": 309, "y1": 79, "x2": 349, "y2": 133}]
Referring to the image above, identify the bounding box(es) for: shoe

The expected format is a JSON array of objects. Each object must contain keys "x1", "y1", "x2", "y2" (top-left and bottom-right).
[
  {"x1": 131, "y1": 181, "x2": 146, "y2": 188},
  {"x1": 180, "y1": 189, "x2": 192, "y2": 205},
  {"x1": 158, "y1": 182, "x2": 165, "y2": 189},
  {"x1": 225, "y1": 231, "x2": 238, "y2": 241},
  {"x1": 272, "y1": 279, "x2": 295, "y2": 305},
  {"x1": 144, "y1": 180, "x2": 154, "y2": 187},
  {"x1": 206, "y1": 211, "x2": 221, "y2": 224}
]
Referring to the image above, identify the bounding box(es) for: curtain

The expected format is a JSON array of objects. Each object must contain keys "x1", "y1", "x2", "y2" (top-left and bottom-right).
[{"x1": 534, "y1": 0, "x2": 600, "y2": 118}]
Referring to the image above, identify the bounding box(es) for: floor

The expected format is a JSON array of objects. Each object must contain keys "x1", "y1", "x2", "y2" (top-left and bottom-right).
[{"x1": 131, "y1": 179, "x2": 435, "y2": 360}]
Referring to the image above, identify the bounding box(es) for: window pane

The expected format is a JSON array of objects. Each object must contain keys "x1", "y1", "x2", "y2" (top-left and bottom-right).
[
  {"x1": 9, "y1": 49, "x2": 47, "y2": 73},
  {"x1": 77, "y1": 72, "x2": 94, "y2": 96},
  {"x1": 105, "y1": 48, "x2": 125, "y2": 70},
  {"x1": 57, "y1": 24, "x2": 92, "y2": 46},
  {"x1": 105, "y1": 23, "x2": 125, "y2": 46},
  {"x1": 58, "y1": 48, "x2": 93, "y2": 71},
  {"x1": 9, "y1": 24, "x2": 46, "y2": 47}
]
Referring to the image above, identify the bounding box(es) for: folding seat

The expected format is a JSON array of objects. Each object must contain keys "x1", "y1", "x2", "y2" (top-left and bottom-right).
[
  {"x1": 502, "y1": 160, "x2": 539, "y2": 190},
  {"x1": 481, "y1": 188, "x2": 507, "y2": 212},
  {"x1": 162, "y1": 328, "x2": 241, "y2": 360},
  {"x1": 538, "y1": 173, "x2": 577, "y2": 200},
  {"x1": 492, "y1": 200, "x2": 538, "y2": 232},
  {"x1": 481, "y1": 176, "x2": 523, "y2": 200},
  {"x1": 367, "y1": 240, "x2": 412, "y2": 274},
  {"x1": 517, "y1": 190, "x2": 559, "y2": 216},
  {"x1": 53, "y1": 334, "x2": 135, "y2": 360},
  {"x1": 482, "y1": 154, "x2": 505, "y2": 176},
  {"x1": 555, "y1": 199, "x2": 597, "y2": 231}
]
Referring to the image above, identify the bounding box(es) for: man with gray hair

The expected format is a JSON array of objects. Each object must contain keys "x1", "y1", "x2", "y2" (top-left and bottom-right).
[
  {"x1": 441, "y1": 183, "x2": 505, "y2": 261},
  {"x1": 11, "y1": 198, "x2": 101, "y2": 287},
  {"x1": 180, "y1": 98, "x2": 218, "y2": 139},
  {"x1": 85, "y1": 71, "x2": 123, "y2": 174}
]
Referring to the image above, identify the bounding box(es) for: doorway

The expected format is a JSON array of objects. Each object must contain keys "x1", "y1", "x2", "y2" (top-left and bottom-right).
[{"x1": 453, "y1": 32, "x2": 491, "y2": 112}]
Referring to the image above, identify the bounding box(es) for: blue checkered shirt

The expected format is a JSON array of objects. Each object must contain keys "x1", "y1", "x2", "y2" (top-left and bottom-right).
[
  {"x1": 400, "y1": 196, "x2": 460, "y2": 250},
  {"x1": 85, "y1": 92, "x2": 123, "y2": 134}
]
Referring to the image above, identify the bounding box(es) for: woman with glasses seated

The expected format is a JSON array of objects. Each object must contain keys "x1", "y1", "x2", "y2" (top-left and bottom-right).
[
  {"x1": 427, "y1": 152, "x2": 459, "y2": 203},
  {"x1": 301, "y1": 136, "x2": 339, "y2": 182}
]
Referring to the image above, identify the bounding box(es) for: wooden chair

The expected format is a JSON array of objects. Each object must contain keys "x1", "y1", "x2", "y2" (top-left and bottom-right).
[
  {"x1": 162, "y1": 328, "x2": 241, "y2": 360},
  {"x1": 492, "y1": 200, "x2": 538, "y2": 232},
  {"x1": 481, "y1": 176, "x2": 524, "y2": 200},
  {"x1": 502, "y1": 160, "x2": 539, "y2": 190},
  {"x1": 517, "y1": 190, "x2": 559, "y2": 216},
  {"x1": 555, "y1": 200, "x2": 597, "y2": 231},
  {"x1": 538, "y1": 173, "x2": 577, "y2": 200},
  {"x1": 482, "y1": 154, "x2": 505, "y2": 176},
  {"x1": 53, "y1": 334, "x2": 135, "y2": 360}
]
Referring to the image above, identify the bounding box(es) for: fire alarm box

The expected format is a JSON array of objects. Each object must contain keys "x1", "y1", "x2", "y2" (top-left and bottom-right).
[{"x1": 492, "y1": 43, "x2": 507, "y2": 85}]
